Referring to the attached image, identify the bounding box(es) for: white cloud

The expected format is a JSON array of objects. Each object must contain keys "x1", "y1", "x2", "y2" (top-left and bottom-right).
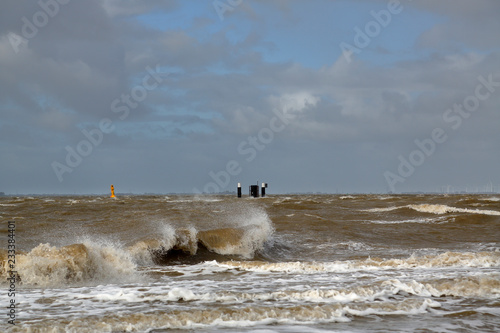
[{"x1": 269, "y1": 92, "x2": 320, "y2": 113}]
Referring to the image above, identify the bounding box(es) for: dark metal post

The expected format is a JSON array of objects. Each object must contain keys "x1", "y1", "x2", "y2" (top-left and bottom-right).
[{"x1": 249, "y1": 185, "x2": 259, "y2": 197}]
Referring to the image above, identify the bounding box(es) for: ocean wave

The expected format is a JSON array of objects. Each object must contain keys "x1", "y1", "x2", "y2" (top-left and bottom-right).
[
  {"x1": 368, "y1": 218, "x2": 446, "y2": 224},
  {"x1": 129, "y1": 208, "x2": 274, "y2": 264},
  {"x1": 304, "y1": 213, "x2": 328, "y2": 220},
  {"x1": 272, "y1": 196, "x2": 293, "y2": 204},
  {"x1": 130, "y1": 224, "x2": 273, "y2": 265},
  {"x1": 408, "y1": 204, "x2": 500, "y2": 215},
  {"x1": 0, "y1": 241, "x2": 138, "y2": 287},
  {"x1": 71, "y1": 280, "x2": 446, "y2": 306},
  {"x1": 385, "y1": 275, "x2": 500, "y2": 298},
  {"x1": 10, "y1": 298, "x2": 440, "y2": 332},
  {"x1": 0, "y1": 221, "x2": 273, "y2": 287},
  {"x1": 216, "y1": 251, "x2": 500, "y2": 274},
  {"x1": 192, "y1": 195, "x2": 223, "y2": 202},
  {"x1": 316, "y1": 241, "x2": 374, "y2": 251},
  {"x1": 0, "y1": 208, "x2": 275, "y2": 286},
  {"x1": 363, "y1": 206, "x2": 400, "y2": 212},
  {"x1": 364, "y1": 204, "x2": 500, "y2": 216},
  {"x1": 479, "y1": 197, "x2": 500, "y2": 202}
]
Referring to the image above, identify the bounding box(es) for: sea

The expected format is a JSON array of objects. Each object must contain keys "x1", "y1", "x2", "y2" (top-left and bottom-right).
[{"x1": 1, "y1": 194, "x2": 499, "y2": 332}]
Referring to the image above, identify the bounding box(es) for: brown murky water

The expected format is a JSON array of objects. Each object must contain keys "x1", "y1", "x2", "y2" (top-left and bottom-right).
[{"x1": 1, "y1": 194, "x2": 499, "y2": 332}]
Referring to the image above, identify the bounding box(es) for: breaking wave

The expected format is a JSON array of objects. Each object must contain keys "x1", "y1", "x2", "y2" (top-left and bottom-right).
[
  {"x1": 12, "y1": 298, "x2": 441, "y2": 332},
  {"x1": 216, "y1": 251, "x2": 500, "y2": 274},
  {"x1": 387, "y1": 275, "x2": 500, "y2": 298},
  {"x1": 146, "y1": 274, "x2": 499, "y2": 304},
  {"x1": 129, "y1": 207, "x2": 274, "y2": 265},
  {"x1": 0, "y1": 241, "x2": 137, "y2": 287},
  {"x1": 0, "y1": 208, "x2": 274, "y2": 286},
  {"x1": 479, "y1": 197, "x2": 500, "y2": 202},
  {"x1": 365, "y1": 204, "x2": 500, "y2": 216}
]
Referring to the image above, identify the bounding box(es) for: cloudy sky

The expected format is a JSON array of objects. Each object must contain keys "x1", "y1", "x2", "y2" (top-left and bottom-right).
[{"x1": 1, "y1": 0, "x2": 499, "y2": 194}]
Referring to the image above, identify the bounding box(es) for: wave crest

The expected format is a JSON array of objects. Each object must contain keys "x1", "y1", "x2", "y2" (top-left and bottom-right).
[
  {"x1": 130, "y1": 207, "x2": 274, "y2": 263},
  {"x1": 216, "y1": 251, "x2": 500, "y2": 273},
  {"x1": 365, "y1": 204, "x2": 500, "y2": 216},
  {"x1": 131, "y1": 224, "x2": 273, "y2": 265},
  {"x1": 1, "y1": 241, "x2": 137, "y2": 287}
]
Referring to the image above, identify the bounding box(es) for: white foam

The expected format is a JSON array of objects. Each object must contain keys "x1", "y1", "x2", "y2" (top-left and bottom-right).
[
  {"x1": 364, "y1": 206, "x2": 400, "y2": 212},
  {"x1": 409, "y1": 204, "x2": 500, "y2": 215},
  {"x1": 364, "y1": 204, "x2": 500, "y2": 216},
  {"x1": 4, "y1": 241, "x2": 139, "y2": 287},
  {"x1": 384, "y1": 275, "x2": 500, "y2": 298},
  {"x1": 316, "y1": 241, "x2": 373, "y2": 251},
  {"x1": 369, "y1": 218, "x2": 440, "y2": 224},
  {"x1": 127, "y1": 223, "x2": 191, "y2": 265},
  {"x1": 73, "y1": 281, "x2": 447, "y2": 305},
  {"x1": 344, "y1": 298, "x2": 440, "y2": 317},
  {"x1": 217, "y1": 209, "x2": 274, "y2": 258},
  {"x1": 126, "y1": 208, "x2": 274, "y2": 262},
  {"x1": 192, "y1": 195, "x2": 223, "y2": 202},
  {"x1": 273, "y1": 196, "x2": 293, "y2": 204},
  {"x1": 13, "y1": 297, "x2": 444, "y2": 332},
  {"x1": 480, "y1": 197, "x2": 500, "y2": 202},
  {"x1": 216, "y1": 251, "x2": 500, "y2": 274},
  {"x1": 376, "y1": 196, "x2": 396, "y2": 200},
  {"x1": 304, "y1": 213, "x2": 327, "y2": 220}
]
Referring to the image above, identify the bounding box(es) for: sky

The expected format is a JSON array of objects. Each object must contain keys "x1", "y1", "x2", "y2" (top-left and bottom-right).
[{"x1": 0, "y1": 0, "x2": 499, "y2": 195}]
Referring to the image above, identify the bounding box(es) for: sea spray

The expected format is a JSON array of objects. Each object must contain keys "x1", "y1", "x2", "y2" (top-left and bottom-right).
[
  {"x1": 200, "y1": 205, "x2": 274, "y2": 258},
  {"x1": 1, "y1": 241, "x2": 138, "y2": 287},
  {"x1": 128, "y1": 206, "x2": 275, "y2": 262}
]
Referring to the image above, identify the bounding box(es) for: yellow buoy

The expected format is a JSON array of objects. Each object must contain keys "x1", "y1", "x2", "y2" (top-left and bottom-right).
[{"x1": 110, "y1": 184, "x2": 115, "y2": 198}]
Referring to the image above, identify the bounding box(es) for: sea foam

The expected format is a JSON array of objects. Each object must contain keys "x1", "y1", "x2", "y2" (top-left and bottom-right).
[
  {"x1": 1, "y1": 241, "x2": 138, "y2": 287},
  {"x1": 364, "y1": 204, "x2": 500, "y2": 216}
]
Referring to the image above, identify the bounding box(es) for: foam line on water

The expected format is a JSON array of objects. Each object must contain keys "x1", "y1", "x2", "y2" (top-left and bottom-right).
[
  {"x1": 216, "y1": 251, "x2": 500, "y2": 274},
  {"x1": 10, "y1": 298, "x2": 442, "y2": 332},
  {"x1": 364, "y1": 204, "x2": 500, "y2": 215}
]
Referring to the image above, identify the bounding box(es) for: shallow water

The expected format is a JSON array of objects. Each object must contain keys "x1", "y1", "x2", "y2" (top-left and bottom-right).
[{"x1": 1, "y1": 194, "x2": 499, "y2": 332}]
